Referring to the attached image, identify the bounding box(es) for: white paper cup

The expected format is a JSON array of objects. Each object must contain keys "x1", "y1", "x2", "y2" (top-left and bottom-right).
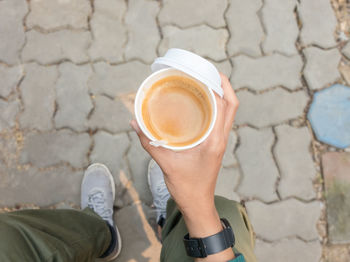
[{"x1": 134, "y1": 68, "x2": 217, "y2": 151}]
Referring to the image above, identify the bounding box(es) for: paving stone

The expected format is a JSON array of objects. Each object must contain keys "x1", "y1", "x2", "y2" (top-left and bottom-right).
[
  {"x1": 88, "y1": 95, "x2": 132, "y2": 133},
  {"x1": 261, "y1": 0, "x2": 298, "y2": 55},
  {"x1": 210, "y1": 60, "x2": 232, "y2": 79},
  {"x1": 159, "y1": 25, "x2": 228, "y2": 61},
  {"x1": 54, "y1": 63, "x2": 93, "y2": 131},
  {"x1": 275, "y1": 125, "x2": 316, "y2": 200},
  {"x1": 215, "y1": 167, "x2": 240, "y2": 202},
  {"x1": 342, "y1": 42, "x2": 350, "y2": 60},
  {"x1": 226, "y1": 0, "x2": 263, "y2": 57},
  {"x1": 255, "y1": 239, "x2": 322, "y2": 262},
  {"x1": 89, "y1": 0, "x2": 127, "y2": 63},
  {"x1": 20, "y1": 130, "x2": 91, "y2": 168},
  {"x1": 322, "y1": 152, "x2": 350, "y2": 244},
  {"x1": 0, "y1": 99, "x2": 20, "y2": 132},
  {"x1": 222, "y1": 131, "x2": 238, "y2": 167},
  {"x1": 231, "y1": 54, "x2": 303, "y2": 91},
  {"x1": 19, "y1": 63, "x2": 57, "y2": 131},
  {"x1": 93, "y1": 0, "x2": 126, "y2": 19},
  {"x1": 89, "y1": 61, "x2": 151, "y2": 97},
  {"x1": 0, "y1": 166, "x2": 83, "y2": 207},
  {"x1": 90, "y1": 131, "x2": 129, "y2": 176},
  {"x1": 303, "y1": 47, "x2": 341, "y2": 90},
  {"x1": 159, "y1": 0, "x2": 227, "y2": 28},
  {"x1": 308, "y1": 84, "x2": 350, "y2": 149},
  {"x1": 0, "y1": 65, "x2": 23, "y2": 98},
  {"x1": 299, "y1": 0, "x2": 337, "y2": 48},
  {"x1": 236, "y1": 127, "x2": 278, "y2": 202},
  {"x1": 235, "y1": 89, "x2": 308, "y2": 128},
  {"x1": 0, "y1": 0, "x2": 28, "y2": 64},
  {"x1": 115, "y1": 204, "x2": 161, "y2": 261},
  {"x1": 26, "y1": 0, "x2": 91, "y2": 30},
  {"x1": 90, "y1": 131, "x2": 130, "y2": 207},
  {"x1": 125, "y1": 0, "x2": 160, "y2": 63},
  {"x1": 22, "y1": 30, "x2": 91, "y2": 64},
  {"x1": 127, "y1": 132, "x2": 152, "y2": 205},
  {"x1": 245, "y1": 199, "x2": 321, "y2": 241}
]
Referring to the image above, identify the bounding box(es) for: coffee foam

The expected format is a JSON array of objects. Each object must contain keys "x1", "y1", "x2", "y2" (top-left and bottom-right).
[{"x1": 142, "y1": 75, "x2": 212, "y2": 147}]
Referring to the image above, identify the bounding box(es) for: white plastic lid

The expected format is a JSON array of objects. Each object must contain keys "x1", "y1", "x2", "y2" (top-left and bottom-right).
[{"x1": 151, "y1": 48, "x2": 223, "y2": 97}]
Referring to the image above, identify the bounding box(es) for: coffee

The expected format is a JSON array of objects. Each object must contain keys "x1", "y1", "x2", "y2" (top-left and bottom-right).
[{"x1": 142, "y1": 75, "x2": 212, "y2": 147}]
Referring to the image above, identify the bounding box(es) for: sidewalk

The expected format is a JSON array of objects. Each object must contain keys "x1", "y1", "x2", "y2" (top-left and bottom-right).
[{"x1": 0, "y1": 0, "x2": 349, "y2": 261}]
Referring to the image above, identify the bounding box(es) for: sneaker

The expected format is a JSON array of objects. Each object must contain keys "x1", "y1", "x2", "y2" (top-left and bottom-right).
[
  {"x1": 81, "y1": 163, "x2": 122, "y2": 261},
  {"x1": 148, "y1": 159, "x2": 171, "y2": 226}
]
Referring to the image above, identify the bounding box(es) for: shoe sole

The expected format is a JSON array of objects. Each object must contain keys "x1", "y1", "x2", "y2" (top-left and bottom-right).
[
  {"x1": 86, "y1": 163, "x2": 122, "y2": 261},
  {"x1": 106, "y1": 225, "x2": 122, "y2": 261}
]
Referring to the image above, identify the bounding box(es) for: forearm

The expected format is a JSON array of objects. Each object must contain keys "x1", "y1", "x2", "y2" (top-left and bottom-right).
[{"x1": 182, "y1": 202, "x2": 235, "y2": 262}]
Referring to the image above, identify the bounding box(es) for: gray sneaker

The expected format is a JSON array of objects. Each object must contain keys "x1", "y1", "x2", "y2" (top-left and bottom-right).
[
  {"x1": 148, "y1": 159, "x2": 171, "y2": 225},
  {"x1": 81, "y1": 163, "x2": 122, "y2": 261}
]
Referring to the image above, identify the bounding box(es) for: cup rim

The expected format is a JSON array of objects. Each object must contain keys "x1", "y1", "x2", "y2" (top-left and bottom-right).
[{"x1": 134, "y1": 68, "x2": 217, "y2": 151}]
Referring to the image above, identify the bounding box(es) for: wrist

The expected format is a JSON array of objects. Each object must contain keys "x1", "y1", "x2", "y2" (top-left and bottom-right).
[
  {"x1": 183, "y1": 214, "x2": 236, "y2": 262},
  {"x1": 182, "y1": 202, "x2": 222, "y2": 238}
]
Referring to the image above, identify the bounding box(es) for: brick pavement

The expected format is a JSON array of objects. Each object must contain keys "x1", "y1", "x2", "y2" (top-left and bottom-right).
[{"x1": 0, "y1": 0, "x2": 348, "y2": 261}]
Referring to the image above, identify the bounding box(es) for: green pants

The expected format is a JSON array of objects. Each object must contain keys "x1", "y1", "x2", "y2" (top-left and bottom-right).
[{"x1": 0, "y1": 196, "x2": 256, "y2": 261}]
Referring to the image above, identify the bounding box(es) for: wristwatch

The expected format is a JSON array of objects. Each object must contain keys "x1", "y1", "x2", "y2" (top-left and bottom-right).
[{"x1": 183, "y1": 218, "x2": 235, "y2": 258}]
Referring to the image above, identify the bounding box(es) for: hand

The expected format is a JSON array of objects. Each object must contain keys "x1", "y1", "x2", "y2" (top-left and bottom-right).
[
  {"x1": 131, "y1": 74, "x2": 239, "y2": 261},
  {"x1": 131, "y1": 73, "x2": 238, "y2": 213}
]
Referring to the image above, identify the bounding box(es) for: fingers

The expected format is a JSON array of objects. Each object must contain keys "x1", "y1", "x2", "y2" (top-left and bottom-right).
[
  {"x1": 204, "y1": 92, "x2": 225, "y2": 146},
  {"x1": 130, "y1": 119, "x2": 171, "y2": 160},
  {"x1": 220, "y1": 73, "x2": 239, "y2": 141},
  {"x1": 213, "y1": 92, "x2": 225, "y2": 131}
]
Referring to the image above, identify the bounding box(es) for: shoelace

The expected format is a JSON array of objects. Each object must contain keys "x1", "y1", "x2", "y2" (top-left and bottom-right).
[{"x1": 87, "y1": 190, "x2": 113, "y2": 221}]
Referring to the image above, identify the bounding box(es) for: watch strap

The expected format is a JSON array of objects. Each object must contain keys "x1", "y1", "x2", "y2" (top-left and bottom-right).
[{"x1": 183, "y1": 218, "x2": 235, "y2": 258}]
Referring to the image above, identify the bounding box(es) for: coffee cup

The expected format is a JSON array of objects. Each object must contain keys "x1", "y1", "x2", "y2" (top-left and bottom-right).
[{"x1": 134, "y1": 49, "x2": 223, "y2": 151}]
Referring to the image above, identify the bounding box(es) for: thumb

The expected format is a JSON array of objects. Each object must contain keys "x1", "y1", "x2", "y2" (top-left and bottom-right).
[{"x1": 130, "y1": 119, "x2": 172, "y2": 161}]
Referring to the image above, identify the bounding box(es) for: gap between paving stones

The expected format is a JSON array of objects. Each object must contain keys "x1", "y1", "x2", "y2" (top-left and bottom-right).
[
  {"x1": 155, "y1": 0, "x2": 164, "y2": 57},
  {"x1": 271, "y1": 126, "x2": 283, "y2": 200},
  {"x1": 24, "y1": 26, "x2": 91, "y2": 34},
  {"x1": 17, "y1": 0, "x2": 31, "y2": 64},
  {"x1": 256, "y1": 0, "x2": 267, "y2": 56},
  {"x1": 157, "y1": 22, "x2": 227, "y2": 31},
  {"x1": 236, "y1": 120, "x2": 308, "y2": 132},
  {"x1": 120, "y1": 0, "x2": 130, "y2": 62},
  {"x1": 87, "y1": 0, "x2": 94, "y2": 33},
  {"x1": 256, "y1": 235, "x2": 321, "y2": 244},
  {"x1": 222, "y1": 0, "x2": 235, "y2": 73},
  {"x1": 13, "y1": 58, "x2": 152, "y2": 68},
  {"x1": 234, "y1": 85, "x2": 306, "y2": 95}
]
